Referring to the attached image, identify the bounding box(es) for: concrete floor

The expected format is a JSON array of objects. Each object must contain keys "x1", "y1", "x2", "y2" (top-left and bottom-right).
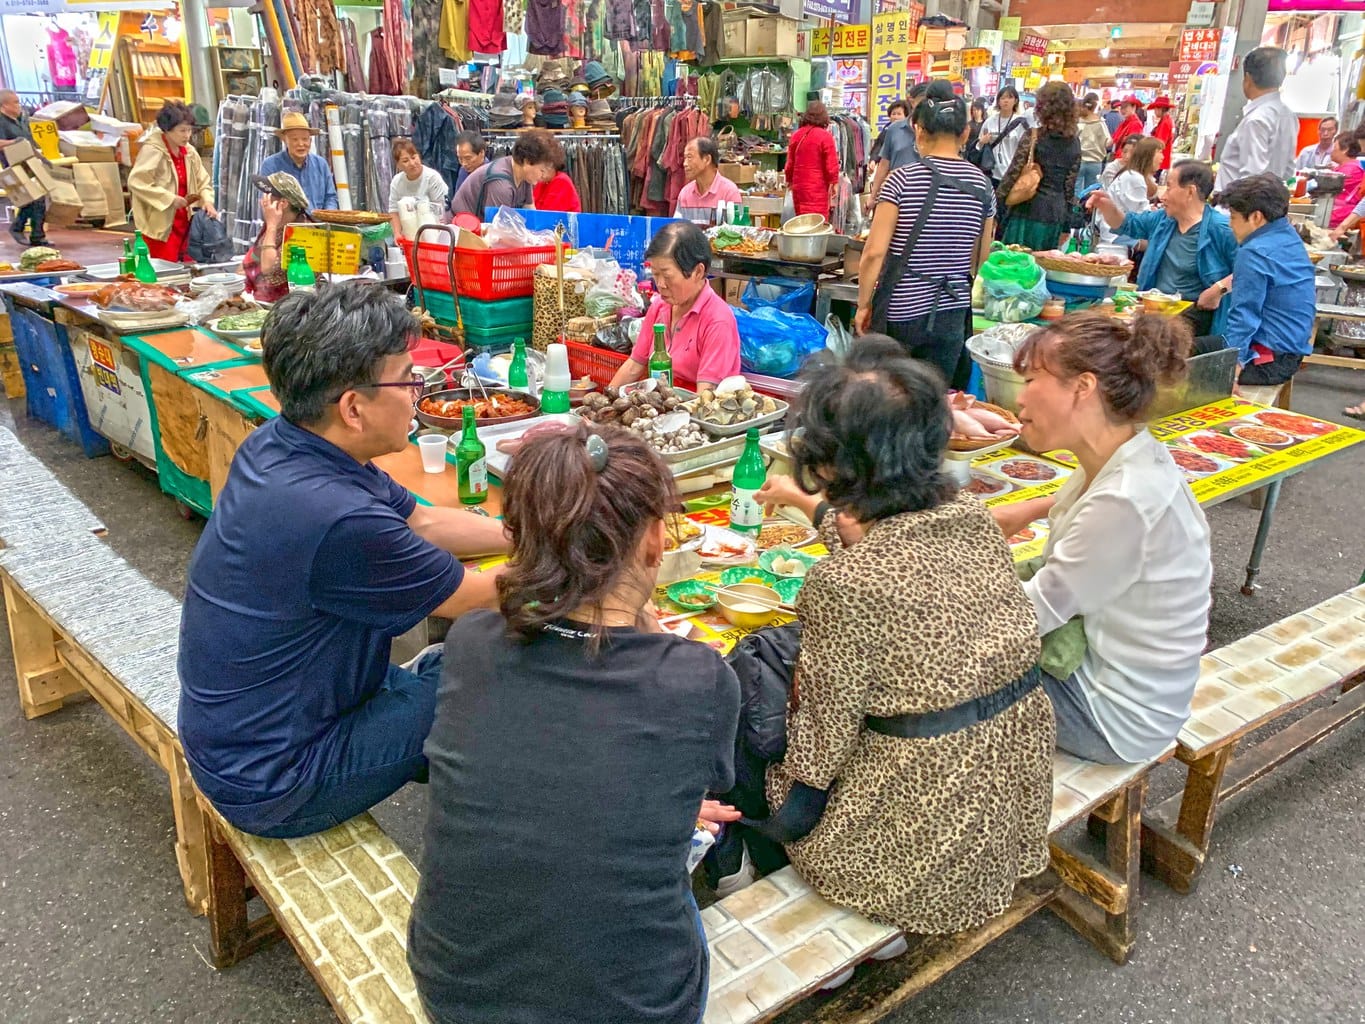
[{"x1": 1, "y1": 362, "x2": 1364, "y2": 1023}]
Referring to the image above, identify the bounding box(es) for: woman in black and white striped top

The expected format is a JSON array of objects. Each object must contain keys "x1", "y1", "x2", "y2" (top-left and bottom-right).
[{"x1": 856, "y1": 80, "x2": 996, "y2": 388}]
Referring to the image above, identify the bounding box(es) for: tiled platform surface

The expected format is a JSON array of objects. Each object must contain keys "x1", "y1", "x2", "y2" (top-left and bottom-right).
[
  {"x1": 704, "y1": 751, "x2": 1157, "y2": 1024},
  {"x1": 1181, "y1": 584, "x2": 1365, "y2": 757},
  {"x1": 222, "y1": 816, "x2": 430, "y2": 1024}
]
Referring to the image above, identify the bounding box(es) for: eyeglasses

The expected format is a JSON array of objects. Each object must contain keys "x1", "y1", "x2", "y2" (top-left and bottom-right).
[{"x1": 342, "y1": 371, "x2": 426, "y2": 402}]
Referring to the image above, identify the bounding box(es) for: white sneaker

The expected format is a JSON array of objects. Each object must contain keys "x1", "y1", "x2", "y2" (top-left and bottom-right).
[
  {"x1": 714, "y1": 845, "x2": 755, "y2": 899},
  {"x1": 400, "y1": 643, "x2": 444, "y2": 672},
  {"x1": 869, "y1": 934, "x2": 908, "y2": 961}
]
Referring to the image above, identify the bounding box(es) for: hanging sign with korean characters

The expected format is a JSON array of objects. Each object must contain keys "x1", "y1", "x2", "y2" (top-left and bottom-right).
[
  {"x1": 1177, "y1": 28, "x2": 1222, "y2": 63},
  {"x1": 1017, "y1": 32, "x2": 1049, "y2": 56},
  {"x1": 870, "y1": 11, "x2": 915, "y2": 130},
  {"x1": 812, "y1": 23, "x2": 872, "y2": 56}
]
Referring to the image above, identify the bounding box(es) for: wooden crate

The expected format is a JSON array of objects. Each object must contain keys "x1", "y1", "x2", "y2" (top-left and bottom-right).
[{"x1": 0, "y1": 341, "x2": 24, "y2": 400}]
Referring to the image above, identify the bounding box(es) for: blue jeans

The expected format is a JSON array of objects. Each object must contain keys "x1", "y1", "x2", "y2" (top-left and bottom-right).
[
  {"x1": 1076, "y1": 161, "x2": 1103, "y2": 197},
  {"x1": 1040, "y1": 669, "x2": 1126, "y2": 764},
  {"x1": 688, "y1": 890, "x2": 709, "y2": 1023},
  {"x1": 244, "y1": 648, "x2": 445, "y2": 838}
]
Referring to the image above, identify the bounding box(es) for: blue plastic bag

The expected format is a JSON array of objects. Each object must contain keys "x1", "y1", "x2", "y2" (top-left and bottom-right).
[
  {"x1": 735, "y1": 306, "x2": 827, "y2": 378},
  {"x1": 741, "y1": 277, "x2": 815, "y2": 315}
]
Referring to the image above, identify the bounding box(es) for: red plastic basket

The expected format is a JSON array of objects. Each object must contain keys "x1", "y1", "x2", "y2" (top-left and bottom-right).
[
  {"x1": 565, "y1": 339, "x2": 629, "y2": 387},
  {"x1": 400, "y1": 239, "x2": 556, "y2": 300}
]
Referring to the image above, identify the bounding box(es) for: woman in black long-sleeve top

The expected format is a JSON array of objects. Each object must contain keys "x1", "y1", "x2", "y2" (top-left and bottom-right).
[{"x1": 997, "y1": 82, "x2": 1082, "y2": 251}]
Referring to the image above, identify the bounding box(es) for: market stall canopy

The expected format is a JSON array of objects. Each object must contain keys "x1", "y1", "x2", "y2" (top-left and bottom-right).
[{"x1": 1024, "y1": 21, "x2": 1188, "y2": 80}]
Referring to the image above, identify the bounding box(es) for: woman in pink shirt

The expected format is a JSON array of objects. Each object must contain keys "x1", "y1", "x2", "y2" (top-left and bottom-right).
[
  {"x1": 1329, "y1": 129, "x2": 1365, "y2": 229},
  {"x1": 609, "y1": 222, "x2": 742, "y2": 392}
]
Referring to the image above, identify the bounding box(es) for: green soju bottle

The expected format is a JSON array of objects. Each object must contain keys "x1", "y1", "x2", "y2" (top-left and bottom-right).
[
  {"x1": 119, "y1": 238, "x2": 135, "y2": 276},
  {"x1": 286, "y1": 245, "x2": 316, "y2": 291},
  {"x1": 648, "y1": 323, "x2": 671, "y2": 386},
  {"x1": 729, "y1": 428, "x2": 766, "y2": 535},
  {"x1": 455, "y1": 405, "x2": 489, "y2": 505},
  {"x1": 507, "y1": 337, "x2": 529, "y2": 389},
  {"x1": 133, "y1": 231, "x2": 156, "y2": 283}
]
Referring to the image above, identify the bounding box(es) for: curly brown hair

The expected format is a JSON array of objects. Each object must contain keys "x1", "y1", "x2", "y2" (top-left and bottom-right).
[
  {"x1": 1035, "y1": 82, "x2": 1078, "y2": 138},
  {"x1": 496, "y1": 421, "x2": 677, "y2": 652}
]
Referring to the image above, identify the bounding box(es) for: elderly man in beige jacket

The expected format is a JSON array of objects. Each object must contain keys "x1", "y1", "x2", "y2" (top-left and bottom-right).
[{"x1": 128, "y1": 100, "x2": 216, "y2": 262}]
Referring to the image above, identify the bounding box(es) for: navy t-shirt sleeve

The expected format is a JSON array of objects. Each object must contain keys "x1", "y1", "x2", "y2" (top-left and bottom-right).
[
  {"x1": 709, "y1": 658, "x2": 741, "y2": 793},
  {"x1": 309, "y1": 509, "x2": 463, "y2": 635},
  {"x1": 378, "y1": 467, "x2": 418, "y2": 517}
]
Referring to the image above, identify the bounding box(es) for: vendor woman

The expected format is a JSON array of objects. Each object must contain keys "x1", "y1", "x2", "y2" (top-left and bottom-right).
[
  {"x1": 242, "y1": 173, "x2": 311, "y2": 303},
  {"x1": 128, "y1": 101, "x2": 217, "y2": 263},
  {"x1": 996, "y1": 312, "x2": 1212, "y2": 764},
  {"x1": 608, "y1": 221, "x2": 741, "y2": 392}
]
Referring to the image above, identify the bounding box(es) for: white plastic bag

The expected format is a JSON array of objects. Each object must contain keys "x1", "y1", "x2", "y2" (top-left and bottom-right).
[{"x1": 484, "y1": 206, "x2": 558, "y2": 248}]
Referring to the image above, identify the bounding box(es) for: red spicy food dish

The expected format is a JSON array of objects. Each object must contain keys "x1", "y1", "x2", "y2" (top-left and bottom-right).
[
  {"x1": 1253, "y1": 411, "x2": 1332, "y2": 437},
  {"x1": 1227, "y1": 424, "x2": 1293, "y2": 448},
  {"x1": 998, "y1": 459, "x2": 1059, "y2": 482},
  {"x1": 1008, "y1": 527, "x2": 1037, "y2": 545},
  {"x1": 1169, "y1": 448, "x2": 1220, "y2": 475},
  {"x1": 1187, "y1": 432, "x2": 1257, "y2": 460}
]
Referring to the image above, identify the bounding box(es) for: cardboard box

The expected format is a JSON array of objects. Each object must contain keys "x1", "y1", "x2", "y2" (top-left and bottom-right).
[
  {"x1": 1, "y1": 139, "x2": 35, "y2": 167},
  {"x1": 722, "y1": 16, "x2": 747, "y2": 55},
  {"x1": 719, "y1": 162, "x2": 757, "y2": 185},
  {"x1": 24, "y1": 158, "x2": 56, "y2": 192},
  {"x1": 72, "y1": 162, "x2": 127, "y2": 226},
  {"x1": 745, "y1": 17, "x2": 800, "y2": 58},
  {"x1": 31, "y1": 100, "x2": 90, "y2": 132},
  {"x1": 0, "y1": 163, "x2": 46, "y2": 206},
  {"x1": 58, "y1": 130, "x2": 118, "y2": 163}
]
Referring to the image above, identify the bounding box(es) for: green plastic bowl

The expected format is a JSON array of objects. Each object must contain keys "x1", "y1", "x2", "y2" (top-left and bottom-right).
[
  {"x1": 758, "y1": 548, "x2": 819, "y2": 579},
  {"x1": 665, "y1": 579, "x2": 716, "y2": 612},
  {"x1": 720, "y1": 566, "x2": 779, "y2": 588},
  {"x1": 773, "y1": 577, "x2": 803, "y2": 604}
]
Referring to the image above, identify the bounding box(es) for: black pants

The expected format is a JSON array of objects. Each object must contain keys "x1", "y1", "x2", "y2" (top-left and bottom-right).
[
  {"x1": 1239, "y1": 351, "x2": 1303, "y2": 386},
  {"x1": 883, "y1": 309, "x2": 970, "y2": 389},
  {"x1": 11, "y1": 198, "x2": 45, "y2": 243}
]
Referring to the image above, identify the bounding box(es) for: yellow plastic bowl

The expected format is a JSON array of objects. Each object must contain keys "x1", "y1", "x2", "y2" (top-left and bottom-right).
[{"x1": 717, "y1": 583, "x2": 782, "y2": 630}]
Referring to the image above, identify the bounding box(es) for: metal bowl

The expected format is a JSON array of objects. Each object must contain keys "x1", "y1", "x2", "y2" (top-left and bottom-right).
[
  {"x1": 415, "y1": 387, "x2": 541, "y2": 430},
  {"x1": 776, "y1": 230, "x2": 831, "y2": 263},
  {"x1": 781, "y1": 213, "x2": 829, "y2": 235},
  {"x1": 1046, "y1": 268, "x2": 1121, "y2": 288}
]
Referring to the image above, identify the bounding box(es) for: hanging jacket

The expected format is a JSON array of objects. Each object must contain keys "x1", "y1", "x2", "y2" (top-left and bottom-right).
[{"x1": 413, "y1": 103, "x2": 462, "y2": 197}]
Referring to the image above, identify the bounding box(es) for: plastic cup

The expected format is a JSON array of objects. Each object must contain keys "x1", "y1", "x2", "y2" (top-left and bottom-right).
[{"x1": 418, "y1": 434, "x2": 448, "y2": 474}]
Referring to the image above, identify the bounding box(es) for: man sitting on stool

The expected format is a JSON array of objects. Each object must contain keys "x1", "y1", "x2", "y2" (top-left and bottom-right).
[
  {"x1": 178, "y1": 281, "x2": 509, "y2": 839},
  {"x1": 1088, "y1": 160, "x2": 1237, "y2": 350}
]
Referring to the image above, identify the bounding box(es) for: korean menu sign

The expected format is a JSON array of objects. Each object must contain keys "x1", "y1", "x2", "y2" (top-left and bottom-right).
[
  {"x1": 812, "y1": 23, "x2": 872, "y2": 56},
  {"x1": 871, "y1": 11, "x2": 916, "y2": 130},
  {"x1": 1177, "y1": 28, "x2": 1222, "y2": 63}
]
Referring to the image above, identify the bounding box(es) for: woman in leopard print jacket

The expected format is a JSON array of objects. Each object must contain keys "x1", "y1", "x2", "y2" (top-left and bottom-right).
[{"x1": 752, "y1": 337, "x2": 1054, "y2": 934}]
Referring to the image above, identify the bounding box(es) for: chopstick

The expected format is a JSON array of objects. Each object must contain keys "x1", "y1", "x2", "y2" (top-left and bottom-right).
[{"x1": 696, "y1": 582, "x2": 798, "y2": 615}]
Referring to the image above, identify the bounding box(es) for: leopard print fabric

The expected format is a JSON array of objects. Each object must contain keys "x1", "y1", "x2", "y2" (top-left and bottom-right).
[{"x1": 767, "y1": 494, "x2": 1054, "y2": 935}]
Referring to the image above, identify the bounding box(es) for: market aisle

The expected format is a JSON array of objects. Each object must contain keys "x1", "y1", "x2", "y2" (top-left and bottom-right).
[
  {"x1": 2, "y1": 226, "x2": 127, "y2": 269},
  {"x1": 0, "y1": 365, "x2": 1363, "y2": 1022}
]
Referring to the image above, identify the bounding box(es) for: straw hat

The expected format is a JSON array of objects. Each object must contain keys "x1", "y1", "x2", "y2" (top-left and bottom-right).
[{"x1": 273, "y1": 111, "x2": 320, "y2": 137}]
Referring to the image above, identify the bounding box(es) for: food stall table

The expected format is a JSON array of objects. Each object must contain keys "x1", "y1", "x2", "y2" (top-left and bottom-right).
[
  {"x1": 1309, "y1": 304, "x2": 1365, "y2": 372},
  {"x1": 2, "y1": 282, "x2": 109, "y2": 457},
  {"x1": 120, "y1": 328, "x2": 257, "y2": 519},
  {"x1": 710, "y1": 250, "x2": 841, "y2": 288},
  {"x1": 180, "y1": 361, "x2": 273, "y2": 504}
]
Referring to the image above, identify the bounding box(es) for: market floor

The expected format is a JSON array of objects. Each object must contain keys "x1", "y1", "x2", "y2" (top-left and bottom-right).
[{"x1": 1, "y1": 366, "x2": 1364, "y2": 1023}]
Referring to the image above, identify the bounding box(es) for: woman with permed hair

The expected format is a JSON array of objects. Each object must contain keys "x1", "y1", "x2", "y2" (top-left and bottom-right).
[
  {"x1": 996, "y1": 81, "x2": 1081, "y2": 250},
  {"x1": 128, "y1": 100, "x2": 217, "y2": 262},
  {"x1": 744, "y1": 336, "x2": 1054, "y2": 939}
]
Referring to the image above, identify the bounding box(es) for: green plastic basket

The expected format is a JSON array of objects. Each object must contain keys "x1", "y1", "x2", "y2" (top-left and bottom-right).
[
  {"x1": 457, "y1": 295, "x2": 534, "y2": 329},
  {"x1": 464, "y1": 323, "x2": 530, "y2": 347}
]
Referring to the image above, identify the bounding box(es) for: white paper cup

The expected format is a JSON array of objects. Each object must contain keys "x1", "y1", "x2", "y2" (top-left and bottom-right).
[{"x1": 418, "y1": 434, "x2": 448, "y2": 473}]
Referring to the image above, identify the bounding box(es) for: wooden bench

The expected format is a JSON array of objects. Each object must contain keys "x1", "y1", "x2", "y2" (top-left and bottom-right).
[{"x1": 1141, "y1": 585, "x2": 1365, "y2": 893}]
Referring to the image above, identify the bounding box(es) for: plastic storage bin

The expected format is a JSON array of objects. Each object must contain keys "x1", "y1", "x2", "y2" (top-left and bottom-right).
[
  {"x1": 5, "y1": 297, "x2": 110, "y2": 457},
  {"x1": 402, "y1": 237, "x2": 555, "y2": 299},
  {"x1": 565, "y1": 339, "x2": 629, "y2": 386}
]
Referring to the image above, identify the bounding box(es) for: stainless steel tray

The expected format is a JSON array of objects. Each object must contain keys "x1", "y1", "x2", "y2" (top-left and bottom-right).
[{"x1": 687, "y1": 395, "x2": 790, "y2": 438}]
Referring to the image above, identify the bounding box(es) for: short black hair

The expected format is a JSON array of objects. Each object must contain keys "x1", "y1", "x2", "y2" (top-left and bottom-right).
[
  {"x1": 1243, "y1": 46, "x2": 1288, "y2": 90},
  {"x1": 996, "y1": 85, "x2": 1020, "y2": 108},
  {"x1": 693, "y1": 136, "x2": 719, "y2": 167},
  {"x1": 792, "y1": 336, "x2": 954, "y2": 522},
  {"x1": 914, "y1": 79, "x2": 967, "y2": 138},
  {"x1": 887, "y1": 100, "x2": 910, "y2": 118},
  {"x1": 1171, "y1": 160, "x2": 1215, "y2": 200},
  {"x1": 645, "y1": 221, "x2": 711, "y2": 278},
  {"x1": 156, "y1": 100, "x2": 197, "y2": 133},
  {"x1": 455, "y1": 130, "x2": 485, "y2": 154},
  {"x1": 262, "y1": 281, "x2": 418, "y2": 425},
  {"x1": 908, "y1": 82, "x2": 930, "y2": 104},
  {"x1": 1216, "y1": 172, "x2": 1290, "y2": 223}
]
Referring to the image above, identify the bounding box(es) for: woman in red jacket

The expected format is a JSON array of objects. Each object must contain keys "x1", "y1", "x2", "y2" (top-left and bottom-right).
[
  {"x1": 785, "y1": 101, "x2": 841, "y2": 219},
  {"x1": 1149, "y1": 96, "x2": 1175, "y2": 178},
  {"x1": 533, "y1": 149, "x2": 582, "y2": 212}
]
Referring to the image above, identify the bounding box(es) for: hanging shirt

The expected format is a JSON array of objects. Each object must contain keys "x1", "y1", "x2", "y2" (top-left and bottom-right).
[
  {"x1": 526, "y1": 0, "x2": 566, "y2": 54},
  {"x1": 468, "y1": 0, "x2": 507, "y2": 52},
  {"x1": 439, "y1": 0, "x2": 471, "y2": 60}
]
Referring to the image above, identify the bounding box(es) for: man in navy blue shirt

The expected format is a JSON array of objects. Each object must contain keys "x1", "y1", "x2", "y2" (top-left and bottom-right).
[
  {"x1": 1215, "y1": 173, "x2": 1317, "y2": 388},
  {"x1": 178, "y1": 281, "x2": 508, "y2": 838}
]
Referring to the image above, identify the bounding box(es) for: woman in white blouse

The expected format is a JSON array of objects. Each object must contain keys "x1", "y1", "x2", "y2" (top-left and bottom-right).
[
  {"x1": 994, "y1": 313, "x2": 1212, "y2": 764},
  {"x1": 978, "y1": 86, "x2": 1034, "y2": 187},
  {"x1": 1098, "y1": 137, "x2": 1162, "y2": 245}
]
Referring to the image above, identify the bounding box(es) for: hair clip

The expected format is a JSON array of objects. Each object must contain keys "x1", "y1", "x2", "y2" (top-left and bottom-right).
[{"x1": 585, "y1": 433, "x2": 609, "y2": 472}]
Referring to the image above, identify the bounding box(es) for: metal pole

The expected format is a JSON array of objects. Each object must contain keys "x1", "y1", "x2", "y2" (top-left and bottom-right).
[
  {"x1": 181, "y1": 0, "x2": 219, "y2": 111},
  {"x1": 1217, "y1": 0, "x2": 1271, "y2": 150}
]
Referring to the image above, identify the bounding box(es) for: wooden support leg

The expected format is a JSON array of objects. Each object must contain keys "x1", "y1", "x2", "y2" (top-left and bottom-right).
[
  {"x1": 161, "y1": 738, "x2": 211, "y2": 916},
  {"x1": 3, "y1": 577, "x2": 84, "y2": 719},
  {"x1": 1049, "y1": 779, "x2": 1144, "y2": 964},
  {"x1": 1141, "y1": 746, "x2": 1233, "y2": 894},
  {"x1": 205, "y1": 816, "x2": 283, "y2": 968}
]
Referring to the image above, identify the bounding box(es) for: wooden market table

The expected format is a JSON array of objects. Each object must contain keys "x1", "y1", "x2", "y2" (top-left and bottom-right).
[{"x1": 1308, "y1": 303, "x2": 1365, "y2": 372}]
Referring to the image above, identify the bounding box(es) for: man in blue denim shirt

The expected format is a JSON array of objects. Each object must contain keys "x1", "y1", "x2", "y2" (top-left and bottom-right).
[
  {"x1": 1216, "y1": 174, "x2": 1317, "y2": 387},
  {"x1": 1089, "y1": 160, "x2": 1237, "y2": 344},
  {"x1": 259, "y1": 111, "x2": 339, "y2": 212}
]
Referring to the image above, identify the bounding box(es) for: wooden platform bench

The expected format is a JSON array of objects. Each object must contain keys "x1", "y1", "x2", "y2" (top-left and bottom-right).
[{"x1": 1142, "y1": 585, "x2": 1365, "y2": 893}]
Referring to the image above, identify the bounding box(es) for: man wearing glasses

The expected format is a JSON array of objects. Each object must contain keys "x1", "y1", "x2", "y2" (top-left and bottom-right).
[{"x1": 177, "y1": 281, "x2": 509, "y2": 839}]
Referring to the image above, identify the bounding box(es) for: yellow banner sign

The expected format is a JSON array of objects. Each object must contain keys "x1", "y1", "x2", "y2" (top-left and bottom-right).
[
  {"x1": 89, "y1": 12, "x2": 119, "y2": 71},
  {"x1": 870, "y1": 11, "x2": 915, "y2": 130},
  {"x1": 811, "y1": 23, "x2": 872, "y2": 56},
  {"x1": 29, "y1": 119, "x2": 59, "y2": 160}
]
